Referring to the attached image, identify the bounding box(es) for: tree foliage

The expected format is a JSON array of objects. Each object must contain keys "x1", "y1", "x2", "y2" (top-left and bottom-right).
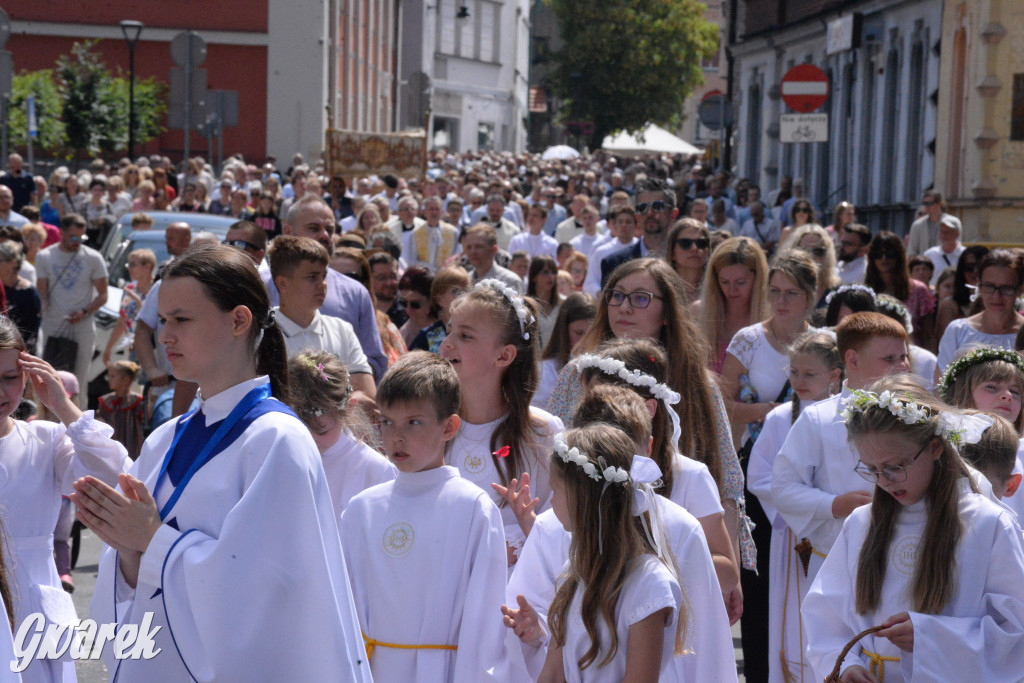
[
  {"x1": 548, "y1": 0, "x2": 719, "y2": 148},
  {"x1": 54, "y1": 40, "x2": 166, "y2": 157},
  {"x1": 9, "y1": 69, "x2": 65, "y2": 152}
]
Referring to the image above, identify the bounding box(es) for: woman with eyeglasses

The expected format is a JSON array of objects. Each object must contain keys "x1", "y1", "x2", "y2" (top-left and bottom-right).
[
  {"x1": 697, "y1": 236, "x2": 770, "y2": 374},
  {"x1": 666, "y1": 217, "x2": 710, "y2": 306},
  {"x1": 937, "y1": 249, "x2": 1024, "y2": 375},
  {"x1": 548, "y1": 257, "x2": 754, "y2": 624},
  {"x1": 780, "y1": 224, "x2": 841, "y2": 309},
  {"x1": 865, "y1": 230, "x2": 937, "y2": 350},
  {"x1": 719, "y1": 250, "x2": 821, "y2": 680},
  {"x1": 935, "y1": 244, "x2": 990, "y2": 341},
  {"x1": 397, "y1": 266, "x2": 437, "y2": 349}
]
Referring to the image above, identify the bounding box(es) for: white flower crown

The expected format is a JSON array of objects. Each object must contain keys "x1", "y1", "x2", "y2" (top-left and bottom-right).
[
  {"x1": 839, "y1": 389, "x2": 991, "y2": 447},
  {"x1": 824, "y1": 283, "x2": 876, "y2": 306},
  {"x1": 476, "y1": 278, "x2": 535, "y2": 340},
  {"x1": 874, "y1": 295, "x2": 914, "y2": 335},
  {"x1": 573, "y1": 354, "x2": 683, "y2": 449},
  {"x1": 554, "y1": 432, "x2": 630, "y2": 483}
]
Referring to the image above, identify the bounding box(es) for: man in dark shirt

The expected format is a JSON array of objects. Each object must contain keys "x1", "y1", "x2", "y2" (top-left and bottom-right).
[{"x1": 1, "y1": 154, "x2": 36, "y2": 211}]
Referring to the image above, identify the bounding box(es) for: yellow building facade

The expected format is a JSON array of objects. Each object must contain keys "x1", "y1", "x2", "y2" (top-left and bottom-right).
[{"x1": 935, "y1": 0, "x2": 1024, "y2": 243}]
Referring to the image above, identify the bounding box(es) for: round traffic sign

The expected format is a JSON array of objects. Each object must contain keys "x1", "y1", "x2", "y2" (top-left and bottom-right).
[
  {"x1": 781, "y1": 64, "x2": 829, "y2": 113},
  {"x1": 698, "y1": 94, "x2": 734, "y2": 130},
  {"x1": 171, "y1": 31, "x2": 207, "y2": 68}
]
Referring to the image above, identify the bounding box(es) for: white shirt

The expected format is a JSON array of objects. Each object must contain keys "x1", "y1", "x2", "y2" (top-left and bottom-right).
[
  {"x1": 837, "y1": 255, "x2": 867, "y2": 285},
  {"x1": 568, "y1": 231, "x2": 603, "y2": 262},
  {"x1": 924, "y1": 243, "x2": 965, "y2": 284},
  {"x1": 275, "y1": 307, "x2": 372, "y2": 375},
  {"x1": 321, "y1": 429, "x2": 396, "y2": 519},
  {"x1": 738, "y1": 217, "x2": 780, "y2": 248},
  {"x1": 340, "y1": 466, "x2": 513, "y2": 682},
  {"x1": 507, "y1": 231, "x2": 558, "y2": 260},
  {"x1": 803, "y1": 480, "x2": 1024, "y2": 683},
  {"x1": 92, "y1": 377, "x2": 372, "y2": 682},
  {"x1": 937, "y1": 318, "x2": 1018, "y2": 372}
]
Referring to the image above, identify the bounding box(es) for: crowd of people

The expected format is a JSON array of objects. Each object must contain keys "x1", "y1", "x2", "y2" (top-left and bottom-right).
[{"x1": 0, "y1": 147, "x2": 1022, "y2": 683}]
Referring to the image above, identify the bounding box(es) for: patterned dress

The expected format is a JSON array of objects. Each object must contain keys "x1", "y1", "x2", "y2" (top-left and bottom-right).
[{"x1": 95, "y1": 391, "x2": 145, "y2": 461}]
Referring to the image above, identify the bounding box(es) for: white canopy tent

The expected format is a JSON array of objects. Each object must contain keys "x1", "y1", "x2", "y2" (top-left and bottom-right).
[{"x1": 601, "y1": 124, "x2": 702, "y2": 156}]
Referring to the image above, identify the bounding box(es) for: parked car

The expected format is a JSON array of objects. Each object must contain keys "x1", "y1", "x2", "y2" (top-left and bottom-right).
[{"x1": 86, "y1": 212, "x2": 240, "y2": 406}]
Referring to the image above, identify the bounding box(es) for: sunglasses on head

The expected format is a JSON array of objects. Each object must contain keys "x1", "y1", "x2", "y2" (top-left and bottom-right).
[{"x1": 675, "y1": 237, "x2": 709, "y2": 250}]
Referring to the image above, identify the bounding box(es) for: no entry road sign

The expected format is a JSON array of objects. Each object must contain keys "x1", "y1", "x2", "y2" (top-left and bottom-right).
[{"x1": 781, "y1": 64, "x2": 829, "y2": 113}]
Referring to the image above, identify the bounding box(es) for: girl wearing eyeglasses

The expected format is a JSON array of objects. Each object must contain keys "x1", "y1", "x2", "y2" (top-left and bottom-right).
[
  {"x1": 803, "y1": 375, "x2": 1024, "y2": 683},
  {"x1": 937, "y1": 249, "x2": 1024, "y2": 375},
  {"x1": 865, "y1": 231, "x2": 937, "y2": 351},
  {"x1": 666, "y1": 218, "x2": 710, "y2": 306},
  {"x1": 396, "y1": 266, "x2": 437, "y2": 349},
  {"x1": 547, "y1": 257, "x2": 754, "y2": 624}
]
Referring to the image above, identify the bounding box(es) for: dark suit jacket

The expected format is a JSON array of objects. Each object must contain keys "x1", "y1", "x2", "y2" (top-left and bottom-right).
[{"x1": 600, "y1": 241, "x2": 644, "y2": 287}]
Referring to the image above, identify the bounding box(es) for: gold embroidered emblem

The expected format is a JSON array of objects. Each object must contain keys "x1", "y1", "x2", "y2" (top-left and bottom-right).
[
  {"x1": 890, "y1": 535, "x2": 919, "y2": 577},
  {"x1": 463, "y1": 454, "x2": 486, "y2": 475},
  {"x1": 382, "y1": 522, "x2": 415, "y2": 557}
]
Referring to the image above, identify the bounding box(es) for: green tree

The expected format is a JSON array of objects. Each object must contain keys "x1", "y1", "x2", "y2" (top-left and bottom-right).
[
  {"x1": 55, "y1": 40, "x2": 166, "y2": 156},
  {"x1": 548, "y1": 0, "x2": 719, "y2": 148},
  {"x1": 8, "y1": 69, "x2": 66, "y2": 152}
]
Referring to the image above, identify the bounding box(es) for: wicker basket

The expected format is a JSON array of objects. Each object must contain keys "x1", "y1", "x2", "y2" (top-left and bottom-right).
[{"x1": 824, "y1": 625, "x2": 885, "y2": 682}]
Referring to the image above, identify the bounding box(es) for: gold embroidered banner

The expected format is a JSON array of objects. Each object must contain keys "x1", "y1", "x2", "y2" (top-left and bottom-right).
[{"x1": 325, "y1": 129, "x2": 426, "y2": 179}]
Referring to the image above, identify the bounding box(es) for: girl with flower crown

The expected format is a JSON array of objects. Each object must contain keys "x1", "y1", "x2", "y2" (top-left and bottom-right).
[
  {"x1": 505, "y1": 385, "x2": 738, "y2": 682},
  {"x1": 938, "y1": 344, "x2": 1024, "y2": 522},
  {"x1": 285, "y1": 350, "x2": 395, "y2": 519},
  {"x1": 439, "y1": 279, "x2": 564, "y2": 563},
  {"x1": 747, "y1": 331, "x2": 842, "y2": 683},
  {"x1": 535, "y1": 424, "x2": 686, "y2": 682},
  {"x1": 802, "y1": 375, "x2": 1024, "y2": 683}
]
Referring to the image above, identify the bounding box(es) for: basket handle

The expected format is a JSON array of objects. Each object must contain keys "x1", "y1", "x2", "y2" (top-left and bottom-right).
[{"x1": 824, "y1": 625, "x2": 885, "y2": 682}]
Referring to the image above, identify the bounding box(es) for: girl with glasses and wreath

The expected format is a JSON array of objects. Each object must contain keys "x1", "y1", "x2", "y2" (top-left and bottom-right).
[
  {"x1": 936, "y1": 249, "x2": 1024, "y2": 376},
  {"x1": 802, "y1": 374, "x2": 1024, "y2": 683}
]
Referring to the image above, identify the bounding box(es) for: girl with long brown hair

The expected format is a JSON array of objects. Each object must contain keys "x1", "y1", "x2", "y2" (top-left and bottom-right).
[
  {"x1": 865, "y1": 231, "x2": 936, "y2": 349},
  {"x1": 440, "y1": 278, "x2": 563, "y2": 563},
  {"x1": 803, "y1": 375, "x2": 1024, "y2": 683}
]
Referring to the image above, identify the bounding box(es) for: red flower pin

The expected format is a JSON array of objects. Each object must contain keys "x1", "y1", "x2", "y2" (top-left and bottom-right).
[{"x1": 493, "y1": 445, "x2": 511, "y2": 458}]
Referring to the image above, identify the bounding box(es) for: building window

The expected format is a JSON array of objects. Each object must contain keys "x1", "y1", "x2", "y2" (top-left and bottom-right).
[
  {"x1": 879, "y1": 48, "x2": 900, "y2": 204},
  {"x1": 433, "y1": 116, "x2": 459, "y2": 149},
  {"x1": 437, "y1": 0, "x2": 500, "y2": 63},
  {"x1": 904, "y1": 42, "x2": 926, "y2": 198},
  {"x1": 1012, "y1": 74, "x2": 1024, "y2": 141},
  {"x1": 478, "y1": 122, "x2": 495, "y2": 151}
]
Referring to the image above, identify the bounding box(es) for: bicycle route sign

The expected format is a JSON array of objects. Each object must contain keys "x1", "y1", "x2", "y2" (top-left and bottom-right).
[{"x1": 780, "y1": 113, "x2": 829, "y2": 143}]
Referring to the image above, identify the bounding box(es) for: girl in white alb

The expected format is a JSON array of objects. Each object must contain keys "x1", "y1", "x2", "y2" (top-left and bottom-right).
[
  {"x1": 505, "y1": 384, "x2": 737, "y2": 682},
  {"x1": 286, "y1": 349, "x2": 396, "y2": 518},
  {"x1": 747, "y1": 332, "x2": 842, "y2": 683},
  {"x1": 0, "y1": 316, "x2": 129, "y2": 683},
  {"x1": 527, "y1": 425, "x2": 684, "y2": 682},
  {"x1": 75, "y1": 246, "x2": 370, "y2": 682},
  {"x1": 440, "y1": 279, "x2": 563, "y2": 559},
  {"x1": 802, "y1": 377, "x2": 1024, "y2": 683}
]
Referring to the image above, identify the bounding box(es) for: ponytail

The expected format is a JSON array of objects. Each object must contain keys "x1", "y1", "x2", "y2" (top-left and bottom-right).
[{"x1": 257, "y1": 318, "x2": 291, "y2": 404}]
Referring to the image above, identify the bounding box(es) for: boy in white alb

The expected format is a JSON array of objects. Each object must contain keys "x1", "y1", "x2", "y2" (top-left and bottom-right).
[
  {"x1": 771, "y1": 314, "x2": 910, "y2": 583},
  {"x1": 268, "y1": 235, "x2": 376, "y2": 402},
  {"x1": 339, "y1": 352, "x2": 513, "y2": 682},
  {"x1": 508, "y1": 204, "x2": 559, "y2": 260}
]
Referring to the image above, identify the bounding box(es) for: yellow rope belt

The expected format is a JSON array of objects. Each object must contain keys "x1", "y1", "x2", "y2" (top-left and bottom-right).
[
  {"x1": 362, "y1": 632, "x2": 458, "y2": 660},
  {"x1": 860, "y1": 645, "x2": 900, "y2": 682}
]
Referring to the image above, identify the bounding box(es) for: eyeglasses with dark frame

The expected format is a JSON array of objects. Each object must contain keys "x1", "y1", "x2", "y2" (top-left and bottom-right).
[
  {"x1": 854, "y1": 441, "x2": 929, "y2": 484},
  {"x1": 635, "y1": 200, "x2": 671, "y2": 214},
  {"x1": 604, "y1": 289, "x2": 663, "y2": 309},
  {"x1": 397, "y1": 298, "x2": 424, "y2": 311},
  {"x1": 978, "y1": 282, "x2": 1019, "y2": 298}
]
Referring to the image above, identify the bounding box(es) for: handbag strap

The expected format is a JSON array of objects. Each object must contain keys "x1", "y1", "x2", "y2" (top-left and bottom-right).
[{"x1": 51, "y1": 248, "x2": 80, "y2": 289}]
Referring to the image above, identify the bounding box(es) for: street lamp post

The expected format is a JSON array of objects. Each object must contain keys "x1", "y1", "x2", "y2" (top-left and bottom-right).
[{"x1": 120, "y1": 20, "x2": 144, "y2": 159}]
